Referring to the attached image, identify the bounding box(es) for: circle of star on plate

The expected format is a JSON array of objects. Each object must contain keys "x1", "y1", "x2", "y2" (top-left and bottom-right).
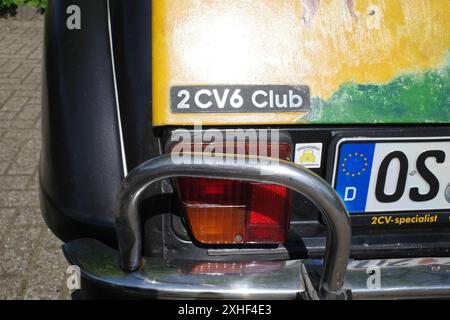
[{"x1": 341, "y1": 152, "x2": 369, "y2": 177}]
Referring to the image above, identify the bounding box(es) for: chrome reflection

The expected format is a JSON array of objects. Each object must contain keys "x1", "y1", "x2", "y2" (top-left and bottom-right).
[{"x1": 176, "y1": 261, "x2": 286, "y2": 276}]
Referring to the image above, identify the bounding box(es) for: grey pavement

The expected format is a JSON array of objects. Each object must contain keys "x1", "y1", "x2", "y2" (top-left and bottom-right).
[{"x1": 0, "y1": 16, "x2": 71, "y2": 300}]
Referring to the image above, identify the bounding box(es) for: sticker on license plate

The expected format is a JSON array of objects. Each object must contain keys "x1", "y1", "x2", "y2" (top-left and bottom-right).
[{"x1": 332, "y1": 137, "x2": 450, "y2": 214}]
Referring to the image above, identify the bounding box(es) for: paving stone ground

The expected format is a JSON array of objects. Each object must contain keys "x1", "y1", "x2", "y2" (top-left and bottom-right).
[{"x1": 0, "y1": 15, "x2": 71, "y2": 300}]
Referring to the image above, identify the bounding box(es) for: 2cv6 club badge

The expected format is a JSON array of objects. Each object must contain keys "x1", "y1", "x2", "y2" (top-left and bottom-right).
[{"x1": 171, "y1": 85, "x2": 310, "y2": 113}]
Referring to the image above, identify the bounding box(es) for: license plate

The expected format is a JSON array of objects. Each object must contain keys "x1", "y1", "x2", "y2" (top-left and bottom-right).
[{"x1": 332, "y1": 137, "x2": 450, "y2": 214}]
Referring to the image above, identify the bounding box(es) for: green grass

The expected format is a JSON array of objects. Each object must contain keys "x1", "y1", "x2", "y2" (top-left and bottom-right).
[
  {"x1": 304, "y1": 54, "x2": 450, "y2": 124},
  {"x1": 0, "y1": 0, "x2": 47, "y2": 11},
  {"x1": 20, "y1": 0, "x2": 47, "y2": 9}
]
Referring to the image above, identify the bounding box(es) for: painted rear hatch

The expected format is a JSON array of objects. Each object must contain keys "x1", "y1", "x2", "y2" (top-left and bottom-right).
[{"x1": 152, "y1": 0, "x2": 449, "y2": 127}]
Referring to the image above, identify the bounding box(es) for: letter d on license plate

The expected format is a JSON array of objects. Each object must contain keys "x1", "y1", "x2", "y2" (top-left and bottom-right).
[{"x1": 332, "y1": 137, "x2": 450, "y2": 214}]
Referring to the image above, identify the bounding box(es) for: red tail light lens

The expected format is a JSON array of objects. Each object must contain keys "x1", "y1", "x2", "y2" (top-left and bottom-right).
[
  {"x1": 176, "y1": 143, "x2": 292, "y2": 245},
  {"x1": 247, "y1": 183, "x2": 291, "y2": 243},
  {"x1": 178, "y1": 179, "x2": 246, "y2": 205}
]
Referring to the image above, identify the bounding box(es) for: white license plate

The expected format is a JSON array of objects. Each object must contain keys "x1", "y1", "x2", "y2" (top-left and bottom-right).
[{"x1": 332, "y1": 137, "x2": 450, "y2": 214}]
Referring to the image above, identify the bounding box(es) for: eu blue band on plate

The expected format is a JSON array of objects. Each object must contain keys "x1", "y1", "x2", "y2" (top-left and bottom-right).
[{"x1": 335, "y1": 143, "x2": 376, "y2": 213}]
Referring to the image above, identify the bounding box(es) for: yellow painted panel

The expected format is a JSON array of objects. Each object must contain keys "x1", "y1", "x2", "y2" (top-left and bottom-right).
[{"x1": 153, "y1": 0, "x2": 450, "y2": 126}]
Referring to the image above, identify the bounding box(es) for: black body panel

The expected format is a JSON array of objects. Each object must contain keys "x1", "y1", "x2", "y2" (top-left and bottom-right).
[
  {"x1": 109, "y1": 0, "x2": 161, "y2": 171},
  {"x1": 40, "y1": 0, "x2": 124, "y2": 241},
  {"x1": 40, "y1": 0, "x2": 163, "y2": 246}
]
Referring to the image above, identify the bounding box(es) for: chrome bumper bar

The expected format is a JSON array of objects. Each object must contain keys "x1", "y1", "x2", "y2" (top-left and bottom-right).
[
  {"x1": 62, "y1": 154, "x2": 450, "y2": 299},
  {"x1": 115, "y1": 154, "x2": 351, "y2": 300},
  {"x1": 345, "y1": 258, "x2": 450, "y2": 299},
  {"x1": 63, "y1": 238, "x2": 450, "y2": 300},
  {"x1": 63, "y1": 238, "x2": 307, "y2": 300}
]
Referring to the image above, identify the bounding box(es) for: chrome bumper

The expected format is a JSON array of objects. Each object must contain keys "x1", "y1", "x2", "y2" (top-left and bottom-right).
[
  {"x1": 64, "y1": 238, "x2": 450, "y2": 300},
  {"x1": 63, "y1": 154, "x2": 450, "y2": 300},
  {"x1": 63, "y1": 238, "x2": 307, "y2": 300},
  {"x1": 344, "y1": 258, "x2": 450, "y2": 299}
]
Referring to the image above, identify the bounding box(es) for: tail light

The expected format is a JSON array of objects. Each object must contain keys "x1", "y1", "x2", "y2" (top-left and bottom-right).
[{"x1": 175, "y1": 143, "x2": 292, "y2": 245}]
